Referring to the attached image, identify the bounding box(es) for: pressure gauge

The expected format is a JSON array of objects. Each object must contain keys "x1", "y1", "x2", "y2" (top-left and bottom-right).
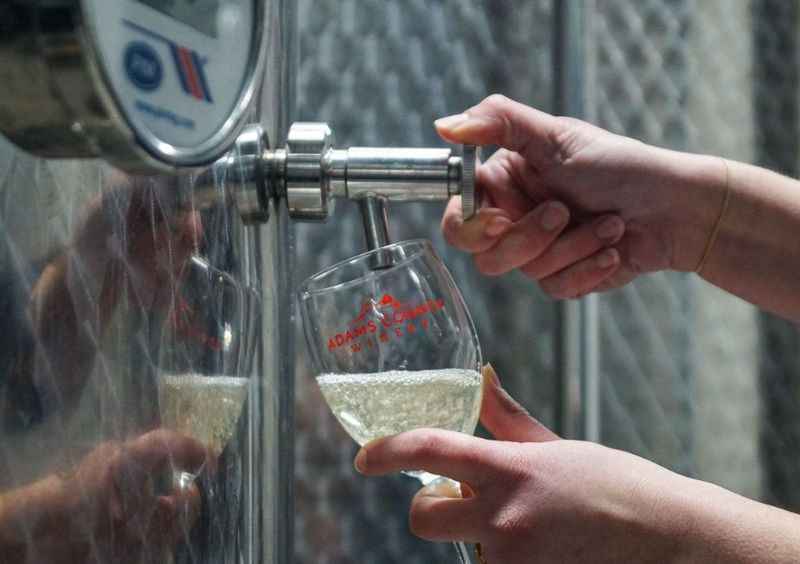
[{"x1": 0, "y1": 0, "x2": 266, "y2": 173}]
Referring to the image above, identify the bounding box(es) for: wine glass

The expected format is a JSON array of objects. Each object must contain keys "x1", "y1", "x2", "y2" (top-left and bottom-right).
[
  {"x1": 298, "y1": 239, "x2": 482, "y2": 564},
  {"x1": 157, "y1": 256, "x2": 250, "y2": 486}
]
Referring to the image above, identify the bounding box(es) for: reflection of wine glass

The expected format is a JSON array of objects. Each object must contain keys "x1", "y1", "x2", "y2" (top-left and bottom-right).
[
  {"x1": 157, "y1": 256, "x2": 249, "y2": 484},
  {"x1": 298, "y1": 239, "x2": 482, "y2": 564}
]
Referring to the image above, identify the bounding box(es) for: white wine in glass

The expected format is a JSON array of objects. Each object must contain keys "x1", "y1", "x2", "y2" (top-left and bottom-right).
[
  {"x1": 318, "y1": 368, "x2": 482, "y2": 485},
  {"x1": 158, "y1": 373, "x2": 249, "y2": 458},
  {"x1": 299, "y1": 240, "x2": 482, "y2": 564}
]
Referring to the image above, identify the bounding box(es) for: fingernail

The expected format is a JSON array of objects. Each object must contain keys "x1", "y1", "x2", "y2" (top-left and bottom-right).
[
  {"x1": 595, "y1": 216, "x2": 624, "y2": 241},
  {"x1": 423, "y1": 480, "x2": 462, "y2": 499},
  {"x1": 434, "y1": 113, "x2": 470, "y2": 130},
  {"x1": 483, "y1": 363, "x2": 500, "y2": 387},
  {"x1": 354, "y1": 448, "x2": 367, "y2": 473},
  {"x1": 539, "y1": 202, "x2": 568, "y2": 231},
  {"x1": 597, "y1": 248, "x2": 619, "y2": 269},
  {"x1": 484, "y1": 217, "x2": 512, "y2": 238}
]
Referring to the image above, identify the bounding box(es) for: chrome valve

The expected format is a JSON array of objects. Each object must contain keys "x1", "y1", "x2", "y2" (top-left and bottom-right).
[
  {"x1": 266, "y1": 122, "x2": 478, "y2": 222},
  {"x1": 216, "y1": 122, "x2": 479, "y2": 255},
  {"x1": 225, "y1": 123, "x2": 478, "y2": 219}
]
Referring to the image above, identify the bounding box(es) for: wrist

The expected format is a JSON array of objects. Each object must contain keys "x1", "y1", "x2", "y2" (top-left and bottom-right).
[{"x1": 648, "y1": 148, "x2": 729, "y2": 273}]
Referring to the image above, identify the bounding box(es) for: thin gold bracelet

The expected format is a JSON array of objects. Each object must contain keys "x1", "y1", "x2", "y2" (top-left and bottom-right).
[{"x1": 695, "y1": 157, "x2": 732, "y2": 275}]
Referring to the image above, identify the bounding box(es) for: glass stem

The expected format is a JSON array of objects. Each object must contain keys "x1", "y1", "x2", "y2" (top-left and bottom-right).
[
  {"x1": 452, "y1": 540, "x2": 473, "y2": 563},
  {"x1": 414, "y1": 475, "x2": 473, "y2": 563}
]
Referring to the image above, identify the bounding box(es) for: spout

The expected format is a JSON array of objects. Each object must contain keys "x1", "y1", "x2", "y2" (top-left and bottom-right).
[{"x1": 358, "y1": 197, "x2": 395, "y2": 269}]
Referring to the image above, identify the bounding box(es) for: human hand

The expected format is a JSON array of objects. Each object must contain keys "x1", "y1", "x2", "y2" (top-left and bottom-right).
[
  {"x1": 437, "y1": 95, "x2": 725, "y2": 298},
  {"x1": 354, "y1": 366, "x2": 703, "y2": 564},
  {"x1": 25, "y1": 179, "x2": 203, "y2": 413},
  {"x1": 72, "y1": 176, "x2": 202, "y2": 310},
  {"x1": 49, "y1": 429, "x2": 208, "y2": 563}
]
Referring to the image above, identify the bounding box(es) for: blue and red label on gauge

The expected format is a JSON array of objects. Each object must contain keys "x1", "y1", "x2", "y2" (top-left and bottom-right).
[{"x1": 123, "y1": 19, "x2": 214, "y2": 104}]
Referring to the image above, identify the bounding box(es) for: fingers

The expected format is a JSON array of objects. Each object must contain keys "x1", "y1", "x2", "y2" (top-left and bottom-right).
[
  {"x1": 408, "y1": 486, "x2": 484, "y2": 543},
  {"x1": 153, "y1": 483, "x2": 202, "y2": 543},
  {"x1": 472, "y1": 201, "x2": 570, "y2": 275},
  {"x1": 480, "y1": 365, "x2": 559, "y2": 443},
  {"x1": 477, "y1": 149, "x2": 539, "y2": 216},
  {"x1": 441, "y1": 199, "x2": 514, "y2": 253},
  {"x1": 354, "y1": 429, "x2": 500, "y2": 487},
  {"x1": 435, "y1": 94, "x2": 564, "y2": 171},
  {"x1": 592, "y1": 266, "x2": 637, "y2": 293},
  {"x1": 123, "y1": 485, "x2": 201, "y2": 552},
  {"x1": 539, "y1": 248, "x2": 622, "y2": 299},
  {"x1": 446, "y1": 195, "x2": 624, "y2": 296},
  {"x1": 126, "y1": 429, "x2": 209, "y2": 475},
  {"x1": 520, "y1": 214, "x2": 625, "y2": 280}
]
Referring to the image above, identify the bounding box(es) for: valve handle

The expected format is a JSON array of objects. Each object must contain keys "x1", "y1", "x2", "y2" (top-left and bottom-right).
[{"x1": 460, "y1": 145, "x2": 479, "y2": 220}]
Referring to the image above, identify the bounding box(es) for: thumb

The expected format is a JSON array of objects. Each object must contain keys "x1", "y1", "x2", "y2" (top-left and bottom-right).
[
  {"x1": 480, "y1": 364, "x2": 559, "y2": 443},
  {"x1": 434, "y1": 94, "x2": 562, "y2": 171}
]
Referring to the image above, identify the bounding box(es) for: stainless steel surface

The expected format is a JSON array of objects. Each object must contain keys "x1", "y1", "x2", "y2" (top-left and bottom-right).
[
  {"x1": 553, "y1": 0, "x2": 600, "y2": 442},
  {"x1": 0, "y1": 143, "x2": 261, "y2": 563},
  {"x1": 359, "y1": 197, "x2": 391, "y2": 251},
  {"x1": 237, "y1": 121, "x2": 474, "y2": 222},
  {"x1": 283, "y1": 122, "x2": 335, "y2": 220},
  {"x1": 358, "y1": 196, "x2": 394, "y2": 270},
  {"x1": 230, "y1": 124, "x2": 272, "y2": 225},
  {"x1": 0, "y1": 0, "x2": 268, "y2": 174},
  {"x1": 460, "y1": 145, "x2": 479, "y2": 220},
  {"x1": 253, "y1": 2, "x2": 296, "y2": 562},
  {"x1": 342, "y1": 147, "x2": 459, "y2": 201},
  {"x1": 0, "y1": 1, "x2": 294, "y2": 563}
]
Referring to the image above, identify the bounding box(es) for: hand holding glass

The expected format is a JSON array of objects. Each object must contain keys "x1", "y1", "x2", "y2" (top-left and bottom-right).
[{"x1": 299, "y1": 240, "x2": 482, "y2": 563}]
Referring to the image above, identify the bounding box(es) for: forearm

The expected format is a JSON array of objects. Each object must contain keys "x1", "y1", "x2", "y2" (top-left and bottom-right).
[
  {"x1": 700, "y1": 160, "x2": 800, "y2": 320},
  {"x1": 676, "y1": 479, "x2": 800, "y2": 564},
  {"x1": 663, "y1": 149, "x2": 800, "y2": 320},
  {"x1": 27, "y1": 251, "x2": 121, "y2": 410},
  {"x1": 0, "y1": 475, "x2": 68, "y2": 551}
]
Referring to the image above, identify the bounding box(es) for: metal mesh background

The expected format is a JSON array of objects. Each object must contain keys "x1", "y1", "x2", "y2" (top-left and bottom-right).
[{"x1": 294, "y1": 0, "x2": 800, "y2": 562}]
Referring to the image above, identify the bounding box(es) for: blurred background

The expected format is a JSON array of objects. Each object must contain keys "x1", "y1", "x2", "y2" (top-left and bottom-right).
[{"x1": 292, "y1": 1, "x2": 800, "y2": 562}]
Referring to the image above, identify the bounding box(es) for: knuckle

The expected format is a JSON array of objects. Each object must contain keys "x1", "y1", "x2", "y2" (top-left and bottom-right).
[
  {"x1": 487, "y1": 508, "x2": 526, "y2": 539},
  {"x1": 503, "y1": 450, "x2": 536, "y2": 483},
  {"x1": 483, "y1": 93, "x2": 512, "y2": 109},
  {"x1": 459, "y1": 446, "x2": 490, "y2": 470},
  {"x1": 553, "y1": 115, "x2": 584, "y2": 130}
]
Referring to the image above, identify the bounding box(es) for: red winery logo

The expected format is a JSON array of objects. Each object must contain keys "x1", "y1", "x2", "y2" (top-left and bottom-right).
[
  {"x1": 351, "y1": 292, "x2": 402, "y2": 324},
  {"x1": 327, "y1": 293, "x2": 445, "y2": 353},
  {"x1": 169, "y1": 296, "x2": 223, "y2": 352}
]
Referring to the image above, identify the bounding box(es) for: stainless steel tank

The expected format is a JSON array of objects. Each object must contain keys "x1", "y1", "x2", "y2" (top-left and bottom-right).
[{"x1": 0, "y1": 0, "x2": 295, "y2": 562}]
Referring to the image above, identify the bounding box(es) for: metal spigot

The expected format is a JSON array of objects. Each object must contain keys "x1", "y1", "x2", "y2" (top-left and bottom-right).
[{"x1": 219, "y1": 123, "x2": 479, "y2": 252}]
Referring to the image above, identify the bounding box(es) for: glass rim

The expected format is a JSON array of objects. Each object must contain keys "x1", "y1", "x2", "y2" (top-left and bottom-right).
[{"x1": 297, "y1": 238, "x2": 434, "y2": 297}]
